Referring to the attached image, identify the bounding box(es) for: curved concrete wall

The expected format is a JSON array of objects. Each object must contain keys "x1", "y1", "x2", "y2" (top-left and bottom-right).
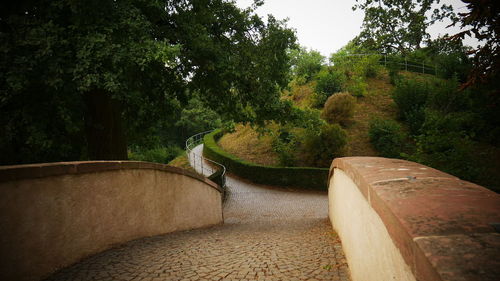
[
  {"x1": 329, "y1": 157, "x2": 500, "y2": 281},
  {"x1": 0, "y1": 161, "x2": 223, "y2": 281}
]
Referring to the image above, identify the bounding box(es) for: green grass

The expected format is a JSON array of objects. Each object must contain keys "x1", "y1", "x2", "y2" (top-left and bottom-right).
[{"x1": 203, "y1": 130, "x2": 329, "y2": 190}]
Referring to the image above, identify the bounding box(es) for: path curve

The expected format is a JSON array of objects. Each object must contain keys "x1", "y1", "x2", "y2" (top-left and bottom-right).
[{"x1": 46, "y1": 145, "x2": 350, "y2": 281}]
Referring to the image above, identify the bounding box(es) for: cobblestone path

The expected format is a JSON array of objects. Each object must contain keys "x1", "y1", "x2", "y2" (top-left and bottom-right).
[{"x1": 46, "y1": 145, "x2": 350, "y2": 281}]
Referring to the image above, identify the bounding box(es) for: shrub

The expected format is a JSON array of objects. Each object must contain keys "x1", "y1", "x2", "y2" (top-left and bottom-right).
[
  {"x1": 301, "y1": 124, "x2": 347, "y2": 168},
  {"x1": 369, "y1": 119, "x2": 407, "y2": 158},
  {"x1": 176, "y1": 96, "x2": 222, "y2": 137},
  {"x1": 426, "y1": 77, "x2": 464, "y2": 113},
  {"x1": 289, "y1": 82, "x2": 315, "y2": 108},
  {"x1": 409, "y1": 110, "x2": 480, "y2": 181},
  {"x1": 388, "y1": 67, "x2": 401, "y2": 85},
  {"x1": 346, "y1": 76, "x2": 368, "y2": 97},
  {"x1": 392, "y1": 78, "x2": 430, "y2": 134},
  {"x1": 289, "y1": 47, "x2": 325, "y2": 82},
  {"x1": 357, "y1": 54, "x2": 382, "y2": 78},
  {"x1": 128, "y1": 145, "x2": 183, "y2": 164},
  {"x1": 329, "y1": 43, "x2": 381, "y2": 78},
  {"x1": 270, "y1": 126, "x2": 298, "y2": 166},
  {"x1": 321, "y1": 92, "x2": 356, "y2": 126},
  {"x1": 314, "y1": 68, "x2": 346, "y2": 106},
  {"x1": 435, "y1": 53, "x2": 471, "y2": 82},
  {"x1": 272, "y1": 108, "x2": 325, "y2": 166}
]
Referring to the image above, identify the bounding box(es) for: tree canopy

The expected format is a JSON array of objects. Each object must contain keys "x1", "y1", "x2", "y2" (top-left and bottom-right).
[
  {"x1": 449, "y1": 0, "x2": 499, "y2": 89},
  {"x1": 288, "y1": 47, "x2": 325, "y2": 82},
  {"x1": 353, "y1": 0, "x2": 456, "y2": 54},
  {"x1": 0, "y1": 0, "x2": 296, "y2": 164}
]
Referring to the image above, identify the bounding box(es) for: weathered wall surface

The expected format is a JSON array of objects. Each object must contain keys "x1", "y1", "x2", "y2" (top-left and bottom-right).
[
  {"x1": 329, "y1": 157, "x2": 500, "y2": 281},
  {"x1": 0, "y1": 161, "x2": 223, "y2": 281},
  {"x1": 330, "y1": 169, "x2": 415, "y2": 281}
]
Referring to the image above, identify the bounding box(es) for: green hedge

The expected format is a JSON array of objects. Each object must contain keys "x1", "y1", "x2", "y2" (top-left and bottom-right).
[{"x1": 203, "y1": 129, "x2": 329, "y2": 190}]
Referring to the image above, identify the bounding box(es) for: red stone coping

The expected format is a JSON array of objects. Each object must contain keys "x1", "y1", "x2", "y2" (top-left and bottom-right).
[
  {"x1": 0, "y1": 161, "x2": 222, "y2": 193},
  {"x1": 330, "y1": 157, "x2": 500, "y2": 281}
]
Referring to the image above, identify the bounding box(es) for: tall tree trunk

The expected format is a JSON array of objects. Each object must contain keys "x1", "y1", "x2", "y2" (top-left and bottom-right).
[{"x1": 84, "y1": 90, "x2": 128, "y2": 160}]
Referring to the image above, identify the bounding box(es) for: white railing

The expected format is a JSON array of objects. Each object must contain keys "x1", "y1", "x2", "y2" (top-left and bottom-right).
[{"x1": 185, "y1": 130, "x2": 226, "y2": 189}]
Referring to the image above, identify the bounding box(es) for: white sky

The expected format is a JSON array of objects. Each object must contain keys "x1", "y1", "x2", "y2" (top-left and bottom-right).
[{"x1": 235, "y1": 0, "x2": 478, "y2": 57}]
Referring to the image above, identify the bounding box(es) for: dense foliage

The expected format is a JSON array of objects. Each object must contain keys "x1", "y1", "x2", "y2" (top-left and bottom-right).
[
  {"x1": 314, "y1": 68, "x2": 345, "y2": 106},
  {"x1": 321, "y1": 93, "x2": 356, "y2": 126},
  {"x1": 288, "y1": 47, "x2": 325, "y2": 82},
  {"x1": 0, "y1": 0, "x2": 296, "y2": 164},
  {"x1": 301, "y1": 123, "x2": 347, "y2": 168},
  {"x1": 353, "y1": 0, "x2": 456, "y2": 53},
  {"x1": 369, "y1": 118, "x2": 407, "y2": 158},
  {"x1": 388, "y1": 72, "x2": 499, "y2": 189},
  {"x1": 449, "y1": 0, "x2": 500, "y2": 89}
]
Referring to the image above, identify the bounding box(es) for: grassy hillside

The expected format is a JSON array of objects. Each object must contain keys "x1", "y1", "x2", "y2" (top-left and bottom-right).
[
  {"x1": 215, "y1": 64, "x2": 499, "y2": 192},
  {"x1": 218, "y1": 124, "x2": 280, "y2": 166},
  {"x1": 345, "y1": 73, "x2": 397, "y2": 156},
  {"x1": 218, "y1": 69, "x2": 402, "y2": 163}
]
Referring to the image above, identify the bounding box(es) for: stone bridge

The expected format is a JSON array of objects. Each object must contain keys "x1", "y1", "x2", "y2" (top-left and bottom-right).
[{"x1": 0, "y1": 145, "x2": 499, "y2": 281}]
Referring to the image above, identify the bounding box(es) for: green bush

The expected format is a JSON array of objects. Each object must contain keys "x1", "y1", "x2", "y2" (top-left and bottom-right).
[
  {"x1": 321, "y1": 92, "x2": 356, "y2": 126},
  {"x1": 388, "y1": 67, "x2": 401, "y2": 85},
  {"x1": 203, "y1": 130, "x2": 330, "y2": 190},
  {"x1": 176, "y1": 96, "x2": 222, "y2": 137},
  {"x1": 314, "y1": 68, "x2": 346, "y2": 106},
  {"x1": 346, "y1": 76, "x2": 368, "y2": 97},
  {"x1": 272, "y1": 127, "x2": 300, "y2": 166},
  {"x1": 359, "y1": 54, "x2": 382, "y2": 78},
  {"x1": 435, "y1": 53, "x2": 471, "y2": 82},
  {"x1": 426, "y1": 77, "x2": 465, "y2": 113},
  {"x1": 426, "y1": 37, "x2": 471, "y2": 82},
  {"x1": 272, "y1": 108, "x2": 326, "y2": 167},
  {"x1": 409, "y1": 110, "x2": 480, "y2": 181},
  {"x1": 301, "y1": 124, "x2": 347, "y2": 168},
  {"x1": 392, "y1": 78, "x2": 430, "y2": 134},
  {"x1": 128, "y1": 145, "x2": 183, "y2": 164},
  {"x1": 329, "y1": 44, "x2": 381, "y2": 78},
  {"x1": 369, "y1": 119, "x2": 407, "y2": 158},
  {"x1": 289, "y1": 47, "x2": 325, "y2": 82},
  {"x1": 404, "y1": 108, "x2": 426, "y2": 136}
]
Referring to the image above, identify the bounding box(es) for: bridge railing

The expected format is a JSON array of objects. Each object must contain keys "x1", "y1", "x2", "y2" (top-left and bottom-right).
[{"x1": 185, "y1": 130, "x2": 226, "y2": 189}]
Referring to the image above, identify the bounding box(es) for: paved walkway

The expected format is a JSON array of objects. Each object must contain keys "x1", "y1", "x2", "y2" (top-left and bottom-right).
[{"x1": 46, "y1": 145, "x2": 350, "y2": 281}]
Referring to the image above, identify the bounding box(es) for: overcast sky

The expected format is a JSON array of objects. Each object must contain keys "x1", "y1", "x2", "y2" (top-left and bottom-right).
[{"x1": 235, "y1": 0, "x2": 477, "y2": 57}]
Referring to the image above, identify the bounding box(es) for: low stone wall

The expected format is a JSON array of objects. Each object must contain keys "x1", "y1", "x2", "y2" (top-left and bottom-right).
[
  {"x1": 0, "y1": 161, "x2": 223, "y2": 281},
  {"x1": 328, "y1": 157, "x2": 500, "y2": 281}
]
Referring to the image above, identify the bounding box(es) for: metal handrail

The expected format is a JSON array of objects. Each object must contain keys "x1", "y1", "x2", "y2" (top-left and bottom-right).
[
  {"x1": 331, "y1": 53, "x2": 437, "y2": 75},
  {"x1": 185, "y1": 130, "x2": 226, "y2": 189}
]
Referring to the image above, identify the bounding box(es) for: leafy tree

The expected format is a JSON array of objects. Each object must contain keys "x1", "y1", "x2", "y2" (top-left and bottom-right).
[
  {"x1": 449, "y1": 0, "x2": 499, "y2": 89},
  {"x1": 288, "y1": 47, "x2": 324, "y2": 82},
  {"x1": 353, "y1": 0, "x2": 456, "y2": 53},
  {"x1": 424, "y1": 37, "x2": 472, "y2": 81},
  {"x1": 176, "y1": 95, "x2": 222, "y2": 139},
  {"x1": 0, "y1": 0, "x2": 296, "y2": 164},
  {"x1": 167, "y1": 2, "x2": 296, "y2": 125},
  {"x1": 0, "y1": 0, "x2": 182, "y2": 162},
  {"x1": 314, "y1": 68, "x2": 345, "y2": 104}
]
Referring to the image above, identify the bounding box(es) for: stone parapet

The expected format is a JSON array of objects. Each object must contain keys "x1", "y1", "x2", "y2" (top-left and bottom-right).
[
  {"x1": 329, "y1": 157, "x2": 500, "y2": 281},
  {"x1": 0, "y1": 161, "x2": 223, "y2": 281}
]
